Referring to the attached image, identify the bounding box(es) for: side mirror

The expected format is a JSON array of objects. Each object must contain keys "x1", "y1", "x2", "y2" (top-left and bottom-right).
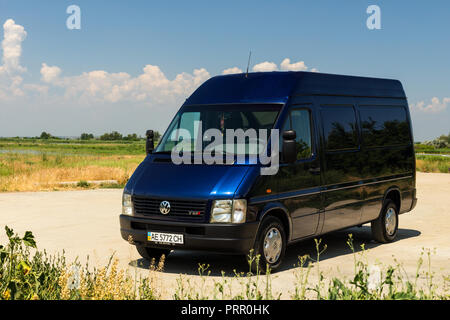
[
  {"x1": 282, "y1": 130, "x2": 297, "y2": 163},
  {"x1": 146, "y1": 130, "x2": 154, "y2": 155}
]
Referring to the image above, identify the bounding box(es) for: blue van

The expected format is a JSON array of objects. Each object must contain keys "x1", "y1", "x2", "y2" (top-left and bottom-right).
[{"x1": 120, "y1": 71, "x2": 417, "y2": 272}]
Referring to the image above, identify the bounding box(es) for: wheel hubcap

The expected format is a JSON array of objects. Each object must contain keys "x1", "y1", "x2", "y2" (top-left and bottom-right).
[
  {"x1": 263, "y1": 227, "x2": 282, "y2": 264},
  {"x1": 385, "y1": 208, "x2": 397, "y2": 236}
]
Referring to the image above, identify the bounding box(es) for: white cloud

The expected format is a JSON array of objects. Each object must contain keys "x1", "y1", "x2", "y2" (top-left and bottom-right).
[
  {"x1": 412, "y1": 97, "x2": 450, "y2": 113},
  {"x1": 0, "y1": 20, "x2": 320, "y2": 110},
  {"x1": 252, "y1": 61, "x2": 278, "y2": 72},
  {"x1": 0, "y1": 74, "x2": 25, "y2": 100},
  {"x1": 252, "y1": 58, "x2": 318, "y2": 73},
  {"x1": 23, "y1": 83, "x2": 49, "y2": 95},
  {"x1": 0, "y1": 20, "x2": 212, "y2": 105},
  {"x1": 46, "y1": 64, "x2": 210, "y2": 105},
  {"x1": 40, "y1": 63, "x2": 62, "y2": 83},
  {"x1": 0, "y1": 19, "x2": 27, "y2": 100},
  {"x1": 222, "y1": 67, "x2": 243, "y2": 75},
  {"x1": 0, "y1": 19, "x2": 27, "y2": 75},
  {"x1": 280, "y1": 58, "x2": 308, "y2": 71}
]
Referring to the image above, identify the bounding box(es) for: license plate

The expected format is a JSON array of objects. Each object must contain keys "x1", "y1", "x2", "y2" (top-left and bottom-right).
[{"x1": 147, "y1": 231, "x2": 184, "y2": 245}]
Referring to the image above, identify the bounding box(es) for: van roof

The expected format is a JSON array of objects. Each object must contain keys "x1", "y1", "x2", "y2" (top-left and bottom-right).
[{"x1": 183, "y1": 71, "x2": 406, "y2": 106}]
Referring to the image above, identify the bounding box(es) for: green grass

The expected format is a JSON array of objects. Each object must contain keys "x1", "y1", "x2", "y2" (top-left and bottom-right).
[
  {"x1": 0, "y1": 138, "x2": 146, "y2": 155},
  {"x1": 414, "y1": 144, "x2": 450, "y2": 155},
  {"x1": 1, "y1": 227, "x2": 448, "y2": 300},
  {"x1": 0, "y1": 226, "x2": 158, "y2": 300},
  {"x1": 0, "y1": 140, "x2": 146, "y2": 191},
  {"x1": 0, "y1": 138, "x2": 448, "y2": 192},
  {"x1": 416, "y1": 154, "x2": 450, "y2": 173}
]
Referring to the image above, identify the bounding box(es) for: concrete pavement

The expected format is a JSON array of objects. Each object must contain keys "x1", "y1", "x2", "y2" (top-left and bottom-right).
[{"x1": 1, "y1": 172, "x2": 449, "y2": 298}]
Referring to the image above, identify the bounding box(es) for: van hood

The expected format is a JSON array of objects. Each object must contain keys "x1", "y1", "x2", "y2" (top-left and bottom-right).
[{"x1": 126, "y1": 156, "x2": 251, "y2": 200}]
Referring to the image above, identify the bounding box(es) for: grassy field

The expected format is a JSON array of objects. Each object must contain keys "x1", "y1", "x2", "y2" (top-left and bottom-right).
[
  {"x1": 0, "y1": 138, "x2": 146, "y2": 155},
  {"x1": 414, "y1": 143, "x2": 450, "y2": 173},
  {"x1": 0, "y1": 138, "x2": 146, "y2": 192},
  {"x1": 414, "y1": 143, "x2": 450, "y2": 155},
  {"x1": 0, "y1": 138, "x2": 449, "y2": 192},
  {"x1": 416, "y1": 154, "x2": 450, "y2": 173}
]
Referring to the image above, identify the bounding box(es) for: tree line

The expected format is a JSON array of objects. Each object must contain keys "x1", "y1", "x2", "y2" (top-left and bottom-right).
[
  {"x1": 38, "y1": 131, "x2": 161, "y2": 141},
  {"x1": 418, "y1": 133, "x2": 450, "y2": 148}
]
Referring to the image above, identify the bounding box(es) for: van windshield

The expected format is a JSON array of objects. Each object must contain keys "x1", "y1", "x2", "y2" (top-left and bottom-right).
[{"x1": 154, "y1": 104, "x2": 281, "y2": 155}]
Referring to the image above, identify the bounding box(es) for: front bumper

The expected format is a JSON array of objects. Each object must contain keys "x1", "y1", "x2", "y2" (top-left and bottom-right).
[{"x1": 120, "y1": 215, "x2": 259, "y2": 255}]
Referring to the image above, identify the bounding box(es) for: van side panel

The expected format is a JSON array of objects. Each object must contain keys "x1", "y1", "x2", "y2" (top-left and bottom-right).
[
  {"x1": 357, "y1": 98, "x2": 415, "y2": 222},
  {"x1": 314, "y1": 95, "x2": 415, "y2": 235},
  {"x1": 359, "y1": 147, "x2": 415, "y2": 221},
  {"x1": 361, "y1": 177, "x2": 413, "y2": 222},
  {"x1": 316, "y1": 97, "x2": 365, "y2": 234}
]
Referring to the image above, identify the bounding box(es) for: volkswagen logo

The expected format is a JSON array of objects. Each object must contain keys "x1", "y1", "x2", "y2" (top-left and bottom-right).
[{"x1": 159, "y1": 201, "x2": 171, "y2": 215}]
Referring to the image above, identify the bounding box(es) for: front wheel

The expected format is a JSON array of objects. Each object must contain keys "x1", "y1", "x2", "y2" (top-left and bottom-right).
[
  {"x1": 250, "y1": 216, "x2": 286, "y2": 273},
  {"x1": 371, "y1": 200, "x2": 399, "y2": 243}
]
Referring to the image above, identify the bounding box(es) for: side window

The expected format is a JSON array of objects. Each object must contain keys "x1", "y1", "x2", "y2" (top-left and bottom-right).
[
  {"x1": 281, "y1": 108, "x2": 313, "y2": 160},
  {"x1": 179, "y1": 111, "x2": 201, "y2": 137},
  {"x1": 359, "y1": 106, "x2": 410, "y2": 147},
  {"x1": 291, "y1": 109, "x2": 312, "y2": 159},
  {"x1": 173, "y1": 112, "x2": 200, "y2": 151},
  {"x1": 321, "y1": 106, "x2": 358, "y2": 151}
]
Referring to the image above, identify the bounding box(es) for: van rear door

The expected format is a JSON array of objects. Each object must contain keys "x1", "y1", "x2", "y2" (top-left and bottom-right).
[{"x1": 319, "y1": 103, "x2": 364, "y2": 233}]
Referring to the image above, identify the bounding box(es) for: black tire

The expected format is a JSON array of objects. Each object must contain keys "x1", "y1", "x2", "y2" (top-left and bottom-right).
[
  {"x1": 249, "y1": 216, "x2": 286, "y2": 274},
  {"x1": 136, "y1": 245, "x2": 171, "y2": 262},
  {"x1": 371, "y1": 199, "x2": 399, "y2": 243}
]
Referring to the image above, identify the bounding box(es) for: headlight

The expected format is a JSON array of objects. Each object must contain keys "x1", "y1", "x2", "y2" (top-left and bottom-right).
[
  {"x1": 210, "y1": 200, "x2": 232, "y2": 223},
  {"x1": 231, "y1": 199, "x2": 247, "y2": 223},
  {"x1": 210, "y1": 199, "x2": 247, "y2": 224},
  {"x1": 122, "y1": 192, "x2": 133, "y2": 216}
]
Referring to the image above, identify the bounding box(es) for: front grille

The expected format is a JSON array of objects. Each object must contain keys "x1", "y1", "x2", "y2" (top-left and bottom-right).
[{"x1": 132, "y1": 196, "x2": 207, "y2": 217}]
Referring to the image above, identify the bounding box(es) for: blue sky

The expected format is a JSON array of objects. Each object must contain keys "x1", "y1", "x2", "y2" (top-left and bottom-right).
[{"x1": 0, "y1": 0, "x2": 449, "y2": 140}]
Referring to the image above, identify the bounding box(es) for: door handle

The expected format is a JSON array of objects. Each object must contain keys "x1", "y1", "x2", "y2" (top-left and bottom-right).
[{"x1": 309, "y1": 167, "x2": 321, "y2": 175}]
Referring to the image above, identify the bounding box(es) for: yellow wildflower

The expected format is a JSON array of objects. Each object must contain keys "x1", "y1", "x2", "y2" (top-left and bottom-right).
[{"x1": 3, "y1": 289, "x2": 11, "y2": 300}]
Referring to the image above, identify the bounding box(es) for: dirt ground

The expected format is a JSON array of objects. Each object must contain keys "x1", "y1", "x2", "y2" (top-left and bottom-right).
[{"x1": 0, "y1": 172, "x2": 449, "y2": 298}]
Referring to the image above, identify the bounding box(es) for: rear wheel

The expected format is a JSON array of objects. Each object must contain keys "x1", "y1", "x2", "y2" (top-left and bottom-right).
[
  {"x1": 250, "y1": 216, "x2": 286, "y2": 273},
  {"x1": 371, "y1": 200, "x2": 399, "y2": 243},
  {"x1": 136, "y1": 245, "x2": 170, "y2": 262}
]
